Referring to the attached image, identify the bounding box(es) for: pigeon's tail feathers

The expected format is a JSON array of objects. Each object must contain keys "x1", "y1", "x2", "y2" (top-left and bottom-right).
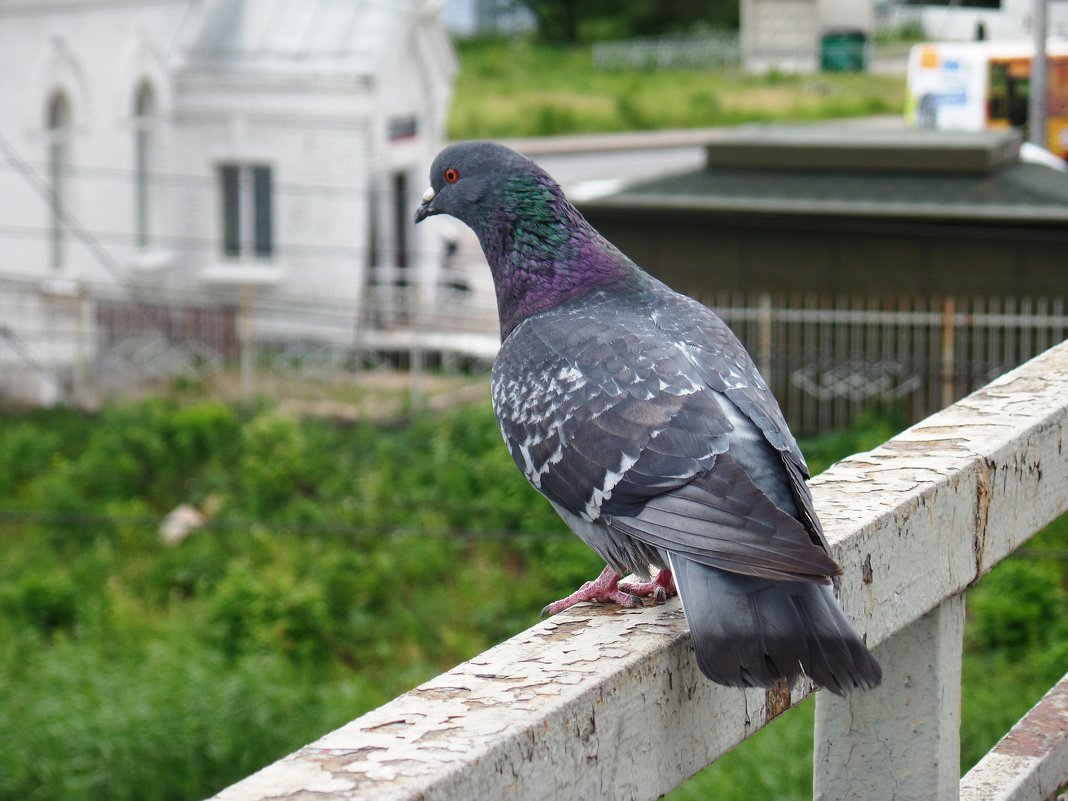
[{"x1": 670, "y1": 555, "x2": 882, "y2": 695}]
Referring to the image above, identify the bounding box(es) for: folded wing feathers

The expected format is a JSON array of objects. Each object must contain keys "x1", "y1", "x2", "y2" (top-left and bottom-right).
[
  {"x1": 496, "y1": 303, "x2": 842, "y2": 583},
  {"x1": 605, "y1": 451, "x2": 839, "y2": 583}
]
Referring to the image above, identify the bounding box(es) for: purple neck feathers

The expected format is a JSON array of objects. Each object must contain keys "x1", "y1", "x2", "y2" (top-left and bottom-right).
[{"x1": 473, "y1": 175, "x2": 641, "y2": 340}]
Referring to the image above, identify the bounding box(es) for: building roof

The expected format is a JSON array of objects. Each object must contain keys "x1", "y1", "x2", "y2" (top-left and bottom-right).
[
  {"x1": 182, "y1": 0, "x2": 415, "y2": 76},
  {"x1": 580, "y1": 127, "x2": 1068, "y2": 224}
]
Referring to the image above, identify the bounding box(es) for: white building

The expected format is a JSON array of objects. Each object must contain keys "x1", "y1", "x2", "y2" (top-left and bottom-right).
[
  {"x1": 741, "y1": 0, "x2": 875, "y2": 72},
  {"x1": 442, "y1": 0, "x2": 534, "y2": 37},
  {"x1": 741, "y1": 1, "x2": 1068, "y2": 74},
  {"x1": 0, "y1": 0, "x2": 458, "y2": 404},
  {"x1": 905, "y1": 0, "x2": 1068, "y2": 43}
]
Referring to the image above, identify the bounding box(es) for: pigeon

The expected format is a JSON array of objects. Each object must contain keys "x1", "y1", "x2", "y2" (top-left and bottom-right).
[{"x1": 415, "y1": 141, "x2": 881, "y2": 695}]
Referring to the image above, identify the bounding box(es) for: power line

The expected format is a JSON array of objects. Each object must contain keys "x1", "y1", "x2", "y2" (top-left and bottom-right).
[
  {"x1": 0, "y1": 507, "x2": 564, "y2": 544},
  {"x1": 166, "y1": 0, "x2": 198, "y2": 60},
  {"x1": 0, "y1": 270, "x2": 499, "y2": 338},
  {"x1": 0, "y1": 128, "x2": 200, "y2": 348},
  {"x1": 0, "y1": 158, "x2": 367, "y2": 198},
  {"x1": 0, "y1": 157, "x2": 462, "y2": 259},
  {"x1": 0, "y1": 222, "x2": 379, "y2": 260},
  {"x1": 0, "y1": 507, "x2": 1065, "y2": 563},
  {"x1": 0, "y1": 222, "x2": 474, "y2": 266},
  {"x1": 0, "y1": 324, "x2": 71, "y2": 392}
]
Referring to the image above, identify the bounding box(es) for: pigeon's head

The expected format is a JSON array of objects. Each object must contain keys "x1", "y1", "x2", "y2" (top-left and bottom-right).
[
  {"x1": 415, "y1": 141, "x2": 641, "y2": 338},
  {"x1": 413, "y1": 141, "x2": 555, "y2": 230}
]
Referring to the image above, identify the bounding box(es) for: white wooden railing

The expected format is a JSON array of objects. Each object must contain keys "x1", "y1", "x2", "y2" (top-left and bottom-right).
[{"x1": 210, "y1": 340, "x2": 1068, "y2": 801}]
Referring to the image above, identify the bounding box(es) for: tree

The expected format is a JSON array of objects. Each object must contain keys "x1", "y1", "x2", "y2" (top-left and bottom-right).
[
  {"x1": 509, "y1": 0, "x2": 739, "y2": 44},
  {"x1": 517, "y1": 0, "x2": 584, "y2": 44}
]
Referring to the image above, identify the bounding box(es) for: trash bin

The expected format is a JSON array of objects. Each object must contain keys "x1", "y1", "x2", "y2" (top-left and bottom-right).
[{"x1": 820, "y1": 29, "x2": 867, "y2": 72}]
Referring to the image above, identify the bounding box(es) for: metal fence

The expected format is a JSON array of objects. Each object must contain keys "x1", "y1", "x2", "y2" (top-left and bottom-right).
[
  {"x1": 592, "y1": 32, "x2": 741, "y2": 72},
  {"x1": 589, "y1": 29, "x2": 914, "y2": 76},
  {"x1": 0, "y1": 273, "x2": 499, "y2": 408},
  {"x1": 708, "y1": 293, "x2": 1068, "y2": 434},
  {"x1": 2, "y1": 275, "x2": 1065, "y2": 435}
]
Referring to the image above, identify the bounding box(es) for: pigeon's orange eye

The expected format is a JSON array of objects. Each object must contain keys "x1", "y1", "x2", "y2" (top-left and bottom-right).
[{"x1": 443, "y1": 167, "x2": 460, "y2": 184}]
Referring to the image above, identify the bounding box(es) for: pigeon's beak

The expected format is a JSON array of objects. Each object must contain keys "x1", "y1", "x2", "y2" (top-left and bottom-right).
[{"x1": 413, "y1": 186, "x2": 437, "y2": 224}]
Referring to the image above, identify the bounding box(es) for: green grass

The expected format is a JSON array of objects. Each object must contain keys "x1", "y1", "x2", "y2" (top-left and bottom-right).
[
  {"x1": 448, "y1": 37, "x2": 906, "y2": 139},
  {"x1": 0, "y1": 398, "x2": 1064, "y2": 801}
]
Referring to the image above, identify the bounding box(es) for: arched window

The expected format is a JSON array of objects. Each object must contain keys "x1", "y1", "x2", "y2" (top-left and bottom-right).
[
  {"x1": 133, "y1": 81, "x2": 155, "y2": 249},
  {"x1": 46, "y1": 92, "x2": 70, "y2": 270}
]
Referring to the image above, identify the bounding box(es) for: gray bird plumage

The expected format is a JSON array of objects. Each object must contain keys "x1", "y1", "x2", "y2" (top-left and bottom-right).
[{"x1": 415, "y1": 141, "x2": 881, "y2": 694}]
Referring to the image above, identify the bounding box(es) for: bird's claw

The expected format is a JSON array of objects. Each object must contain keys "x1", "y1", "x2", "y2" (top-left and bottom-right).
[
  {"x1": 618, "y1": 569, "x2": 677, "y2": 603},
  {"x1": 540, "y1": 565, "x2": 645, "y2": 617},
  {"x1": 541, "y1": 589, "x2": 642, "y2": 617}
]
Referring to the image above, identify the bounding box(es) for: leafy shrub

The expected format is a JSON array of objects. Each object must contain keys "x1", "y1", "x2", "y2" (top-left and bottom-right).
[
  {"x1": 238, "y1": 412, "x2": 315, "y2": 516},
  {"x1": 615, "y1": 93, "x2": 654, "y2": 129},
  {"x1": 0, "y1": 633, "x2": 381, "y2": 801},
  {"x1": 0, "y1": 423, "x2": 62, "y2": 499},
  {"x1": 13, "y1": 400, "x2": 242, "y2": 512},
  {"x1": 0, "y1": 571, "x2": 78, "y2": 637},
  {"x1": 968, "y1": 557, "x2": 1068, "y2": 654},
  {"x1": 688, "y1": 89, "x2": 722, "y2": 120},
  {"x1": 208, "y1": 561, "x2": 333, "y2": 664},
  {"x1": 532, "y1": 103, "x2": 578, "y2": 136}
]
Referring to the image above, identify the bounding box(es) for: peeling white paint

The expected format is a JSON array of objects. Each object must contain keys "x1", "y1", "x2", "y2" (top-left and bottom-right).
[
  {"x1": 959, "y1": 673, "x2": 1068, "y2": 801},
  {"x1": 213, "y1": 755, "x2": 357, "y2": 799}
]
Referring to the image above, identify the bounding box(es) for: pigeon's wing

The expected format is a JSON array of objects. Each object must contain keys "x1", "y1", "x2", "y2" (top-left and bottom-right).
[
  {"x1": 492, "y1": 293, "x2": 837, "y2": 583},
  {"x1": 649, "y1": 290, "x2": 833, "y2": 556},
  {"x1": 491, "y1": 295, "x2": 727, "y2": 519},
  {"x1": 608, "y1": 452, "x2": 838, "y2": 583}
]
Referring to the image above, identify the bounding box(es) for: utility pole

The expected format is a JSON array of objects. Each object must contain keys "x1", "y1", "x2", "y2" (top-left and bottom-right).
[{"x1": 1029, "y1": 0, "x2": 1048, "y2": 148}]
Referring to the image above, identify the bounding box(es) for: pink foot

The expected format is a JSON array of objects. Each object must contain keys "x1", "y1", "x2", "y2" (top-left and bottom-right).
[
  {"x1": 619, "y1": 569, "x2": 677, "y2": 602},
  {"x1": 541, "y1": 565, "x2": 643, "y2": 617}
]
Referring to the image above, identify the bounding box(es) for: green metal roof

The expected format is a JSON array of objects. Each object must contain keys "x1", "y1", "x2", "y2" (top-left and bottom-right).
[{"x1": 580, "y1": 127, "x2": 1068, "y2": 224}]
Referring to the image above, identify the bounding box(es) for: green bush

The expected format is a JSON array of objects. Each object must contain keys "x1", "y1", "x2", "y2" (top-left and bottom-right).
[
  {"x1": 7, "y1": 401, "x2": 240, "y2": 514},
  {"x1": 238, "y1": 412, "x2": 316, "y2": 516},
  {"x1": 0, "y1": 632, "x2": 381, "y2": 801},
  {"x1": 968, "y1": 558, "x2": 1068, "y2": 654},
  {"x1": 0, "y1": 423, "x2": 62, "y2": 499},
  {"x1": 208, "y1": 561, "x2": 333, "y2": 663},
  {"x1": 531, "y1": 103, "x2": 579, "y2": 136},
  {"x1": 0, "y1": 571, "x2": 79, "y2": 637}
]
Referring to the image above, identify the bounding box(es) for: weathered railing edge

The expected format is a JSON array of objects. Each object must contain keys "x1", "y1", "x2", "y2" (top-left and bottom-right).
[
  {"x1": 959, "y1": 672, "x2": 1068, "y2": 801},
  {"x1": 210, "y1": 340, "x2": 1068, "y2": 801}
]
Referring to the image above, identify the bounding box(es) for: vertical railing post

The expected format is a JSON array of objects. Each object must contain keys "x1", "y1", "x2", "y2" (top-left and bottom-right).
[
  {"x1": 941, "y1": 296, "x2": 957, "y2": 409},
  {"x1": 238, "y1": 286, "x2": 254, "y2": 401},
  {"x1": 814, "y1": 594, "x2": 965, "y2": 801},
  {"x1": 757, "y1": 291, "x2": 773, "y2": 384},
  {"x1": 73, "y1": 283, "x2": 89, "y2": 405}
]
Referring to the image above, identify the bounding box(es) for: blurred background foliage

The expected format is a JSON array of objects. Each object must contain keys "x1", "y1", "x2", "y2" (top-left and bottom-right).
[
  {"x1": 0, "y1": 396, "x2": 1065, "y2": 801},
  {"x1": 448, "y1": 37, "x2": 903, "y2": 138}
]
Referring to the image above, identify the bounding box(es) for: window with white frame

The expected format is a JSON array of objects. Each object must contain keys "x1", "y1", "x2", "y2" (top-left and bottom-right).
[
  {"x1": 46, "y1": 92, "x2": 71, "y2": 270},
  {"x1": 218, "y1": 164, "x2": 273, "y2": 259},
  {"x1": 133, "y1": 82, "x2": 155, "y2": 250}
]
